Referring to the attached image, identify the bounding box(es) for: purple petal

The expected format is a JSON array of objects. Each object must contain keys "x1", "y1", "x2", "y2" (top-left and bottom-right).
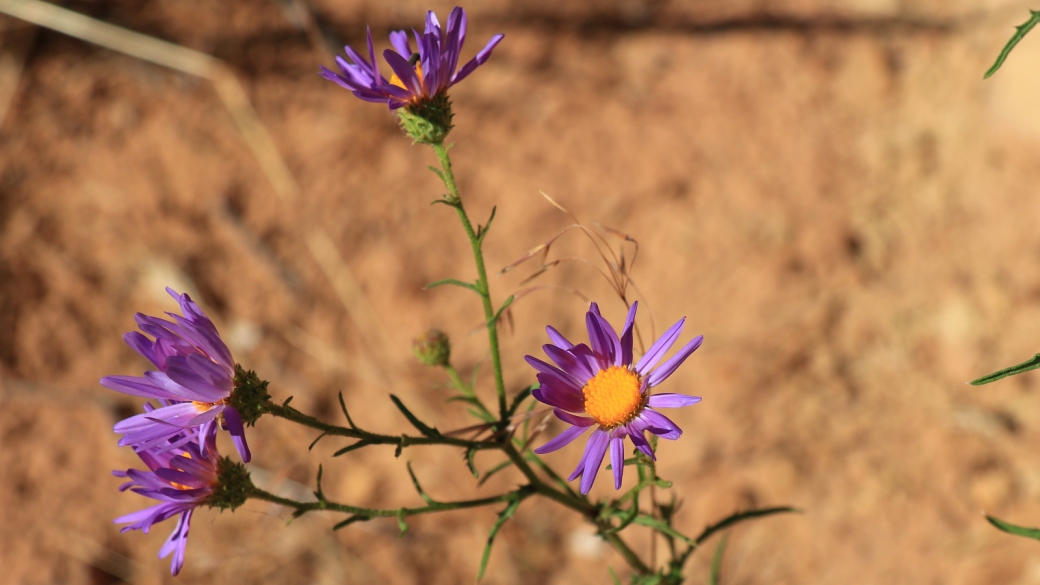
[
  {"x1": 634, "y1": 317, "x2": 685, "y2": 375},
  {"x1": 579, "y1": 429, "x2": 611, "y2": 495},
  {"x1": 620, "y1": 302, "x2": 638, "y2": 367},
  {"x1": 610, "y1": 436, "x2": 625, "y2": 490},
  {"x1": 383, "y1": 50, "x2": 422, "y2": 96},
  {"x1": 526, "y1": 355, "x2": 583, "y2": 393},
  {"x1": 639, "y1": 409, "x2": 682, "y2": 440},
  {"x1": 451, "y1": 34, "x2": 503, "y2": 84},
  {"x1": 646, "y1": 335, "x2": 704, "y2": 387},
  {"x1": 546, "y1": 325, "x2": 574, "y2": 350},
  {"x1": 100, "y1": 375, "x2": 182, "y2": 401},
  {"x1": 164, "y1": 356, "x2": 228, "y2": 401},
  {"x1": 389, "y1": 30, "x2": 413, "y2": 59},
  {"x1": 554, "y1": 409, "x2": 595, "y2": 427},
  {"x1": 624, "y1": 420, "x2": 656, "y2": 460},
  {"x1": 585, "y1": 311, "x2": 615, "y2": 368},
  {"x1": 223, "y1": 406, "x2": 251, "y2": 462},
  {"x1": 532, "y1": 382, "x2": 584, "y2": 413},
  {"x1": 647, "y1": 393, "x2": 702, "y2": 409},
  {"x1": 534, "y1": 425, "x2": 590, "y2": 454},
  {"x1": 160, "y1": 510, "x2": 192, "y2": 575},
  {"x1": 543, "y1": 345, "x2": 593, "y2": 385}
]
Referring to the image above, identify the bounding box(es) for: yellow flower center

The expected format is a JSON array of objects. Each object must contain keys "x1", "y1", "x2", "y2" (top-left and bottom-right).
[{"x1": 582, "y1": 366, "x2": 644, "y2": 428}]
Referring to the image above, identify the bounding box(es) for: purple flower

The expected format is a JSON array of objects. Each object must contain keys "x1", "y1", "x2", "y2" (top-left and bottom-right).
[
  {"x1": 320, "y1": 7, "x2": 503, "y2": 109},
  {"x1": 101, "y1": 288, "x2": 251, "y2": 462},
  {"x1": 527, "y1": 302, "x2": 703, "y2": 494},
  {"x1": 114, "y1": 431, "x2": 220, "y2": 575}
]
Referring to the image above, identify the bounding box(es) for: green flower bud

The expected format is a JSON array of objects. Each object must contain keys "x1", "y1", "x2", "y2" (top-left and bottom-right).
[{"x1": 412, "y1": 329, "x2": 451, "y2": 367}]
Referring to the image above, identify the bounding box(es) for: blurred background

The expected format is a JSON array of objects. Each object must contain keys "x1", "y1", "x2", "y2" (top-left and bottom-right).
[{"x1": 3, "y1": 0, "x2": 1040, "y2": 583}]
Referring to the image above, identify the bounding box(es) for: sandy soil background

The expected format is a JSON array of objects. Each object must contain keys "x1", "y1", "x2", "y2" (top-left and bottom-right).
[{"x1": 5, "y1": 0, "x2": 1040, "y2": 583}]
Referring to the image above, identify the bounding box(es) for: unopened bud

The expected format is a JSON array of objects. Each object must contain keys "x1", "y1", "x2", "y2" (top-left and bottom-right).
[{"x1": 412, "y1": 329, "x2": 451, "y2": 367}]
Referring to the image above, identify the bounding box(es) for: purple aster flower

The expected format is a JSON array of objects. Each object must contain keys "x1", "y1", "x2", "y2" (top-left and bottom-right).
[
  {"x1": 320, "y1": 6, "x2": 503, "y2": 109},
  {"x1": 113, "y1": 431, "x2": 220, "y2": 575},
  {"x1": 527, "y1": 302, "x2": 703, "y2": 495},
  {"x1": 101, "y1": 287, "x2": 251, "y2": 462}
]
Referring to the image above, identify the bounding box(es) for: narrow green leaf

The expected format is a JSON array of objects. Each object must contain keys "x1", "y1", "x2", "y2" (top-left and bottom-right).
[
  {"x1": 985, "y1": 10, "x2": 1040, "y2": 78},
  {"x1": 396, "y1": 510, "x2": 409, "y2": 538},
  {"x1": 477, "y1": 497, "x2": 524, "y2": 581},
  {"x1": 987, "y1": 515, "x2": 1040, "y2": 540},
  {"x1": 390, "y1": 395, "x2": 440, "y2": 437},
  {"x1": 338, "y1": 392, "x2": 358, "y2": 428},
  {"x1": 478, "y1": 459, "x2": 514, "y2": 487},
  {"x1": 308, "y1": 432, "x2": 328, "y2": 451},
  {"x1": 407, "y1": 463, "x2": 436, "y2": 504},
  {"x1": 424, "y1": 278, "x2": 481, "y2": 294},
  {"x1": 971, "y1": 353, "x2": 1040, "y2": 385},
  {"x1": 477, "y1": 206, "x2": 498, "y2": 244},
  {"x1": 466, "y1": 447, "x2": 480, "y2": 479},
  {"x1": 488, "y1": 295, "x2": 515, "y2": 327},
  {"x1": 427, "y1": 165, "x2": 446, "y2": 181},
  {"x1": 505, "y1": 384, "x2": 535, "y2": 418},
  {"x1": 633, "y1": 515, "x2": 694, "y2": 545},
  {"x1": 314, "y1": 465, "x2": 325, "y2": 500},
  {"x1": 694, "y1": 507, "x2": 800, "y2": 547},
  {"x1": 282, "y1": 396, "x2": 294, "y2": 407},
  {"x1": 608, "y1": 567, "x2": 622, "y2": 585},
  {"x1": 604, "y1": 492, "x2": 640, "y2": 534},
  {"x1": 333, "y1": 440, "x2": 372, "y2": 457},
  {"x1": 708, "y1": 534, "x2": 729, "y2": 585},
  {"x1": 332, "y1": 514, "x2": 370, "y2": 530}
]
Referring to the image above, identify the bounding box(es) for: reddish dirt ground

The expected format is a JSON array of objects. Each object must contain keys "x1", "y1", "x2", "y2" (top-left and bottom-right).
[{"x1": 5, "y1": 1, "x2": 1040, "y2": 583}]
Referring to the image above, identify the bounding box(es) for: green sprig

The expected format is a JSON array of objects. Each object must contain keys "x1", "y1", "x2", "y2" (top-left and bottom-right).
[{"x1": 985, "y1": 10, "x2": 1040, "y2": 78}]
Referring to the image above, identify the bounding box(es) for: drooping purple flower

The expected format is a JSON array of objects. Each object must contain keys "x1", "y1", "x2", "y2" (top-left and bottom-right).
[
  {"x1": 101, "y1": 288, "x2": 251, "y2": 462},
  {"x1": 320, "y1": 6, "x2": 503, "y2": 109},
  {"x1": 527, "y1": 302, "x2": 703, "y2": 494},
  {"x1": 114, "y1": 431, "x2": 220, "y2": 575}
]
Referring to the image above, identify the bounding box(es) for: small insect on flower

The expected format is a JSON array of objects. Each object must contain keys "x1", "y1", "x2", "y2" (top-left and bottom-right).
[
  {"x1": 320, "y1": 6, "x2": 503, "y2": 110},
  {"x1": 101, "y1": 287, "x2": 252, "y2": 462},
  {"x1": 113, "y1": 432, "x2": 222, "y2": 575},
  {"x1": 527, "y1": 302, "x2": 703, "y2": 494}
]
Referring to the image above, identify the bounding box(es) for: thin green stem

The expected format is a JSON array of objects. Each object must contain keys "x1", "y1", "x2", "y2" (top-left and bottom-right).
[
  {"x1": 431, "y1": 141, "x2": 508, "y2": 419},
  {"x1": 250, "y1": 485, "x2": 525, "y2": 518},
  {"x1": 266, "y1": 402, "x2": 498, "y2": 451}
]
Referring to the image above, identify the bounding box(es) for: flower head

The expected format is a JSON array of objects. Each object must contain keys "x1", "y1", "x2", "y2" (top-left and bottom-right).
[
  {"x1": 320, "y1": 7, "x2": 503, "y2": 110},
  {"x1": 101, "y1": 288, "x2": 252, "y2": 462},
  {"x1": 527, "y1": 302, "x2": 703, "y2": 494},
  {"x1": 113, "y1": 432, "x2": 221, "y2": 575}
]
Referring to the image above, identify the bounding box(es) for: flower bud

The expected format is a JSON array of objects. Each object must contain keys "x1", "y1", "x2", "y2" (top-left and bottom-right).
[{"x1": 412, "y1": 329, "x2": 451, "y2": 367}]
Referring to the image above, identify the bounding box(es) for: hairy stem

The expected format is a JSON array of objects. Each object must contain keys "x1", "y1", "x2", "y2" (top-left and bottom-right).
[
  {"x1": 431, "y1": 141, "x2": 508, "y2": 419},
  {"x1": 250, "y1": 485, "x2": 526, "y2": 518},
  {"x1": 266, "y1": 402, "x2": 498, "y2": 451}
]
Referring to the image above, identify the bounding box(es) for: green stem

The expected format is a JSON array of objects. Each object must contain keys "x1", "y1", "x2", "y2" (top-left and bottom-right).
[
  {"x1": 250, "y1": 485, "x2": 525, "y2": 518},
  {"x1": 431, "y1": 141, "x2": 508, "y2": 419},
  {"x1": 266, "y1": 402, "x2": 498, "y2": 451},
  {"x1": 502, "y1": 445, "x2": 653, "y2": 576}
]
